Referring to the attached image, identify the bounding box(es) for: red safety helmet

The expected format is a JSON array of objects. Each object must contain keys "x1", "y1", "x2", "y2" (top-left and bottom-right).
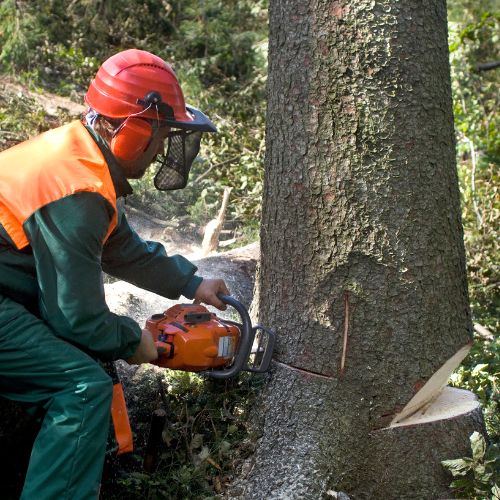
[
  {"x1": 85, "y1": 49, "x2": 216, "y2": 132},
  {"x1": 85, "y1": 49, "x2": 216, "y2": 191}
]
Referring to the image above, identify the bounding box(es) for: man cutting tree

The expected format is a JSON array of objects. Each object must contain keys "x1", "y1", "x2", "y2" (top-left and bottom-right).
[{"x1": 0, "y1": 48, "x2": 229, "y2": 499}]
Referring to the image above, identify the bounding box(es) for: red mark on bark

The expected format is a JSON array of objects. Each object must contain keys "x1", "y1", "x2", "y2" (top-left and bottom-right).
[
  {"x1": 340, "y1": 291, "x2": 350, "y2": 376},
  {"x1": 331, "y1": 2, "x2": 346, "y2": 18},
  {"x1": 413, "y1": 380, "x2": 425, "y2": 392},
  {"x1": 373, "y1": 404, "x2": 406, "y2": 430}
]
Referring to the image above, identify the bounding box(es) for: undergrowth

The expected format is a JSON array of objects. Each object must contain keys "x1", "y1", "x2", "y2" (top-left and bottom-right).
[
  {"x1": 443, "y1": 6, "x2": 499, "y2": 498},
  {"x1": 101, "y1": 370, "x2": 266, "y2": 500}
]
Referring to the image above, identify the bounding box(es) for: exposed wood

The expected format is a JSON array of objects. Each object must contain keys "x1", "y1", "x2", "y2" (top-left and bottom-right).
[
  {"x1": 390, "y1": 386, "x2": 480, "y2": 428},
  {"x1": 391, "y1": 343, "x2": 473, "y2": 425},
  {"x1": 219, "y1": 237, "x2": 238, "y2": 247},
  {"x1": 474, "y1": 322, "x2": 494, "y2": 340},
  {"x1": 367, "y1": 387, "x2": 485, "y2": 499},
  {"x1": 201, "y1": 187, "x2": 233, "y2": 257},
  {"x1": 339, "y1": 291, "x2": 350, "y2": 376}
]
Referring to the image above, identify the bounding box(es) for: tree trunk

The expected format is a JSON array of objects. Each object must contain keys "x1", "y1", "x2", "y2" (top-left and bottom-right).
[{"x1": 230, "y1": 0, "x2": 484, "y2": 498}]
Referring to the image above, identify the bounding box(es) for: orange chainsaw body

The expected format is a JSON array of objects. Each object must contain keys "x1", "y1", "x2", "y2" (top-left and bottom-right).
[{"x1": 145, "y1": 303, "x2": 240, "y2": 371}]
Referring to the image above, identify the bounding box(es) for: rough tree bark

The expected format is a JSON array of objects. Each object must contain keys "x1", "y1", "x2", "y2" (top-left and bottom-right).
[{"x1": 229, "y1": 1, "x2": 485, "y2": 499}]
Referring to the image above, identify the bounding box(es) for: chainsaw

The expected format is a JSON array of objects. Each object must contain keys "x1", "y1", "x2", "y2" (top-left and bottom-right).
[{"x1": 145, "y1": 294, "x2": 276, "y2": 379}]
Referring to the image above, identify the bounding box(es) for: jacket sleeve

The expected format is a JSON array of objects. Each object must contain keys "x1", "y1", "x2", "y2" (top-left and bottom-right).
[
  {"x1": 23, "y1": 192, "x2": 142, "y2": 361},
  {"x1": 101, "y1": 208, "x2": 202, "y2": 300}
]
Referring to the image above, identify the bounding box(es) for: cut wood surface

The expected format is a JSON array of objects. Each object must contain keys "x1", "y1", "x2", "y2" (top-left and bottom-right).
[
  {"x1": 391, "y1": 343, "x2": 473, "y2": 425},
  {"x1": 390, "y1": 386, "x2": 480, "y2": 428},
  {"x1": 201, "y1": 186, "x2": 233, "y2": 257}
]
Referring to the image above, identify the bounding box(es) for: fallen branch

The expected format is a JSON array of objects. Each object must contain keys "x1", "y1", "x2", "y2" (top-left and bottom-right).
[
  {"x1": 476, "y1": 61, "x2": 500, "y2": 71},
  {"x1": 219, "y1": 237, "x2": 238, "y2": 247},
  {"x1": 123, "y1": 204, "x2": 178, "y2": 228},
  {"x1": 473, "y1": 323, "x2": 494, "y2": 340}
]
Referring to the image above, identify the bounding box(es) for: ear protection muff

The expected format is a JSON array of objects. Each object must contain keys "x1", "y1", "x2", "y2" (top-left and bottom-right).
[{"x1": 110, "y1": 118, "x2": 153, "y2": 161}]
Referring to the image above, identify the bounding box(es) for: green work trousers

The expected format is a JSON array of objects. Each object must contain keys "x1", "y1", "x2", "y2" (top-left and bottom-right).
[{"x1": 0, "y1": 294, "x2": 113, "y2": 500}]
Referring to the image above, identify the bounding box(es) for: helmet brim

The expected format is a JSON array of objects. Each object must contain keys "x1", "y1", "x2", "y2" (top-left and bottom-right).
[{"x1": 161, "y1": 105, "x2": 217, "y2": 133}]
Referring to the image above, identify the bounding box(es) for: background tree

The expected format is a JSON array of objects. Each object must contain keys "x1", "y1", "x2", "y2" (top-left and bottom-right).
[{"x1": 230, "y1": 0, "x2": 486, "y2": 498}]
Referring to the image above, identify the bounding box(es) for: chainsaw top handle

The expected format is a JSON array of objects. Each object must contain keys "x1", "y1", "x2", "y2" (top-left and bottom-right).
[{"x1": 204, "y1": 294, "x2": 254, "y2": 379}]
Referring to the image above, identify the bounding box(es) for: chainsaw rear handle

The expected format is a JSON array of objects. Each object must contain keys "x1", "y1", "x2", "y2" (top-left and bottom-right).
[{"x1": 204, "y1": 294, "x2": 254, "y2": 379}]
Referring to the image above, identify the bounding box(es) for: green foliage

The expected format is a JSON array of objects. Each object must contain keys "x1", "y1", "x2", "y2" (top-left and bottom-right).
[
  {"x1": 450, "y1": 7, "x2": 500, "y2": 334},
  {"x1": 448, "y1": 0, "x2": 499, "y2": 417},
  {"x1": 446, "y1": 2, "x2": 499, "y2": 496},
  {"x1": 0, "y1": 0, "x2": 268, "y2": 231},
  {"x1": 102, "y1": 371, "x2": 264, "y2": 499},
  {"x1": 0, "y1": 0, "x2": 173, "y2": 93},
  {"x1": 442, "y1": 432, "x2": 500, "y2": 499},
  {"x1": 450, "y1": 335, "x2": 499, "y2": 438}
]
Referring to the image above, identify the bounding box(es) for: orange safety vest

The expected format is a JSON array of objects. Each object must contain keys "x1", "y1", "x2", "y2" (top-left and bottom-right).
[
  {"x1": 0, "y1": 121, "x2": 134, "y2": 454},
  {"x1": 0, "y1": 120, "x2": 118, "y2": 249}
]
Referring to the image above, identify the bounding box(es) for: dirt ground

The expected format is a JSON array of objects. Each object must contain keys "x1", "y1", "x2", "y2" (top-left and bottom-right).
[{"x1": 0, "y1": 75, "x2": 86, "y2": 116}]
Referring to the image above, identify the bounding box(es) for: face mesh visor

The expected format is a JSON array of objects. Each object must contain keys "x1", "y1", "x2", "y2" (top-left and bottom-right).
[{"x1": 154, "y1": 130, "x2": 202, "y2": 191}]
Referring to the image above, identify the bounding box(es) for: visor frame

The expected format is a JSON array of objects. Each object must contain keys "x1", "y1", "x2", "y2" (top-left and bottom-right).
[{"x1": 158, "y1": 105, "x2": 217, "y2": 133}]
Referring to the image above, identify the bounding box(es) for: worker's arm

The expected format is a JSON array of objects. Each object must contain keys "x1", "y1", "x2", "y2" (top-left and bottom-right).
[
  {"x1": 24, "y1": 192, "x2": 142, "y2": 361},
  {"x1": 101, "y1": 208, "x2": 203, "y2": 299}
]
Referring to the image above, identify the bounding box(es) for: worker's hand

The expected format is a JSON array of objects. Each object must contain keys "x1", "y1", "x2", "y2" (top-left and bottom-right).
[
  {"x1": 194, "y1": 278, "x2": 230, "y2": 310},
  {"x1": 126, "y1": 329, "x2": 159, "y2": 365}
]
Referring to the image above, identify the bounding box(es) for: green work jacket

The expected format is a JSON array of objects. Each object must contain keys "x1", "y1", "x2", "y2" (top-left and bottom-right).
[{"x1": 0, "y1": 126, "x2": 202, "y2": 361}]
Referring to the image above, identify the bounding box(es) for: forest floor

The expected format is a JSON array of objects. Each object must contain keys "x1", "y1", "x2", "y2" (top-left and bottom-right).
[
  {"x1": 109, "y1": 204, "x2": 258, "y2": 323},
  {"x1": 0, "y1": 74, "x2": 86, "y2": 116}
]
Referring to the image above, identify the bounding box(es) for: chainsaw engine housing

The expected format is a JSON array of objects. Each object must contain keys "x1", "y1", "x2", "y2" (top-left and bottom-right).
[{"x1": 145, "y1": 303, "x2": 240, "y2": 371}]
